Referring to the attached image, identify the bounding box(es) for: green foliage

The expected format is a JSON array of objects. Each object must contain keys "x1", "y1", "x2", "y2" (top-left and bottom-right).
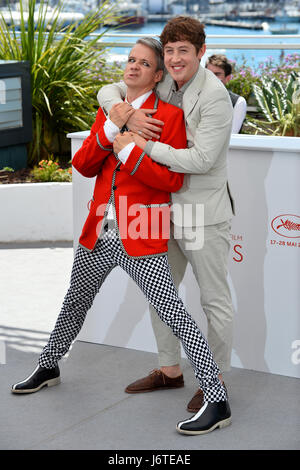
[
  {"x1": 226, "y1": 53, "x2": 300, "y2": 136},
  {"x1": 227, "y1": 60, "x2": 260, "y2": 102},
  {"x1": 0, "y1": 0, "x2": 123, "y2": 165},
  {"x1": 0, "y1": 166, "x2": 14, "y2": 172},
  {"x1": 227, "y1": 53, "x2": 300, "y2": 105},
  {"x1": 257, "y1": 53, "x2": 300, "y2": 83},
  {"x1": 246, "y1": 72, "x2": 300, "y2": 136},
  {"x1": 31, "y1": 158, "x2": 72, "y2": 182}
]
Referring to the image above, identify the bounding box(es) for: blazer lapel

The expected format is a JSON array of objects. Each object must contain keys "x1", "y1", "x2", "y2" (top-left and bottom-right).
[
  {"x1": 157, "y1": 65, "x2": 206, "y2": 118},
  {"x1": 156, "y1": 73, "x2": 174, "y2": 102},
  {"x1": 141, "y1": 91, "x2": 156, "y2": 111},
  {"x1": 183, "y1": 65, "x2": 205, "y2": 119}
]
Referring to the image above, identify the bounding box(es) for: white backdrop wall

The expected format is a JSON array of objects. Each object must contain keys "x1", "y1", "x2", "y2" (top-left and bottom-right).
[
  {"x1": 0, "y1": 182, "x2": 73, "y2": 242},
  {"x1": 69, "y1": 132, "x2": 300, "y2": 378}
]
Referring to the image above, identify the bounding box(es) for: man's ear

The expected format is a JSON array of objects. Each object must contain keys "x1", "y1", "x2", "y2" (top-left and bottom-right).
[
  {"x1": 224, "y1": 74, "x2": 232, "y2": 84},
  {"x1": 197, "y1": 44, "x2": 206, "y2": 60},
  {"x1": 155, "y1": 69, "x2": 164, "y2": 84}
]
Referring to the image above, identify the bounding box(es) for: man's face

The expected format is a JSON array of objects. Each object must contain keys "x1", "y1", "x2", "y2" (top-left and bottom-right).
[
  {"x1": 123, "y1": 43, "x2": 163, "y2": 94},
  {"x1": 163, "y1": 40, "x2": 206, "y2": 89},
  {"x1": 206, "y1": 63, "x2": 231, "y2": 85}
]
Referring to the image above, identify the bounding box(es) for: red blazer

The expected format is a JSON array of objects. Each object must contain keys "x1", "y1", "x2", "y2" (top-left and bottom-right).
[{"x1": 72, "y1": 92, "x2": 187, "y2": 257}]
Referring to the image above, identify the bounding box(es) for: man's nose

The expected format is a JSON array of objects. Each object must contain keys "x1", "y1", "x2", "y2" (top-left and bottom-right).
[
  {"x1": 170, "y1": 52, "x2": 181, "y2": 63},
  {"x1": 130, "y1": 61, "x2": 139, "y2": 70}
]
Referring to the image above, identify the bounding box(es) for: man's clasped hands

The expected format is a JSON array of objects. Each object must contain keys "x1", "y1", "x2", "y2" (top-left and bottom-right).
[{"x1": 109, "y1": 102, "x2": 164, "y2": 154}]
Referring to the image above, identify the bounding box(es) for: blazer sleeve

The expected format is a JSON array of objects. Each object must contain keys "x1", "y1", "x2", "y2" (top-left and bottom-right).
[
  {"x1": 146, "y1": 87, "x2": 233, "y2": 174},
  {"x1": 121, "y1": 106, "x2": 186, "y2": 193},
  {"x1": 97, "y1": 81, "x2": 127, "y2": 115},
  {"x1": 72, "y1": 108, "x2": 114, "y2": 178}
]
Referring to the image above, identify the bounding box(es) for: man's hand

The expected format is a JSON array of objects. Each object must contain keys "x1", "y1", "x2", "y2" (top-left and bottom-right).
[
  {"x1": 113, "y1": 132, "x2": 134, "y2": 154},
  {"x1": 131, "y1": 132, "x2": 147, "y2": 151},
  {"x1": 127, "y1": 109, "x2": 164, "y2": 139},
  {"x1": 109, "y1": 102, "x2": 135, "y2": 129}
]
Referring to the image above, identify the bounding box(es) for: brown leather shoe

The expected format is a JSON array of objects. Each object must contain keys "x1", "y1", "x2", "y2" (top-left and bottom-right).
[
  {"x1": 187, "y1": 383, "x2": 228, "y2": 412},
  {"x1": 125, "y1": 369, "x2": 184, "y2": 394},
  {"x1": 187, "y1": 388, "x2": 204, "y2": 412}
]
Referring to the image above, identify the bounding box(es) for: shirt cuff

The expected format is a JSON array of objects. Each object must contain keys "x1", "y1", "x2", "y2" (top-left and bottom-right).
[
  {"x1": 118, "y1": 142, "x2": 135, "y2": 164},
  {"x1": 144, "y1": 141, "x2": 154, "y2": 156},
  {"x1": 104, "y1": 118, "x2": 120, "y2": 143}
]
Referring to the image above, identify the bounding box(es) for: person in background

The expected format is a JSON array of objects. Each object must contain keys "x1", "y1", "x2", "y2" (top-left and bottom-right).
[{"x1": 206, "y1": 54, "x2": 247, "y2": 133}]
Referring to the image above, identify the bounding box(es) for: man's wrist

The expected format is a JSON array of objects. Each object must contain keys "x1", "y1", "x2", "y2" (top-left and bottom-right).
[
  {"x1": 144, "y1": 141, "x2": 154, "y2": 156},
  {"x1": 118, "y1": 142, "x2": 135, "y2": 164}
]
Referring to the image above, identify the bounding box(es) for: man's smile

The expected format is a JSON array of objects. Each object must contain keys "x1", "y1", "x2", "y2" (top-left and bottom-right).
[{"x1": 171, "y1": 65, "x2": 185, "y2": 71}]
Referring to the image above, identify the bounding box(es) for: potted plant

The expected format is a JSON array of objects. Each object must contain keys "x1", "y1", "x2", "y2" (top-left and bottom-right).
[{"x1": 246, "y1": 72, "x2": 300, "y2": 137}]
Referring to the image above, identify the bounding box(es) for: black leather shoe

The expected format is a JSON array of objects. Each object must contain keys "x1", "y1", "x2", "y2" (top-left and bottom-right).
[
  {"x1": 176, "y1": 401, "x2": 231, "y2": 435},
  {"x1": 11, "y1": 364, "x2": 60, "y2": 394}
]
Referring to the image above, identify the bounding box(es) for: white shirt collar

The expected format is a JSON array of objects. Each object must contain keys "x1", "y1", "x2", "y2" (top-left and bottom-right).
[{"x1": 125, "y1": 90, "x2": 153, "y2": 110}]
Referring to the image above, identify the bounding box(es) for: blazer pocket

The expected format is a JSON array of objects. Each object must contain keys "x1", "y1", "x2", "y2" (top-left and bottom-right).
[
  {"x1": 139, "y1": 202, "x2": 171, "y2": 208},
  {"x1": 186, "y1": 175, "x2": 225, "y2": 189}
]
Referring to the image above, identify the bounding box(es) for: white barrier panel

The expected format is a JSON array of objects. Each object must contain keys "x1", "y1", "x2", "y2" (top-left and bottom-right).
[
  {"x1": 69, "y1": 132, "x2": 300, "y2": 378},
  {"x1": 0, "y1": 182, "x2": 73, "y2": 242}
]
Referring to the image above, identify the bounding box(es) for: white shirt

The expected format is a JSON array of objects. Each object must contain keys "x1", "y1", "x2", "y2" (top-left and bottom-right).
[
  {"x1": 232, "y1": 96, "x2": 247, "y2": 134},
  {"x1": 103, "y1": 90, "x2": 153, "y2": 219}
]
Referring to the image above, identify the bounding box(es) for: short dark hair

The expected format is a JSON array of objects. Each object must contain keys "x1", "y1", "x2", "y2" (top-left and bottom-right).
[
  {"x1": 206, "y1": 54, "x2": 232, "y2": 77},
  {"x1": 160, "y1": 16, "x2": 206, "y2": 53},
  {"x1": 136, "y1": 37, "x2": 164, "y2": 72}
]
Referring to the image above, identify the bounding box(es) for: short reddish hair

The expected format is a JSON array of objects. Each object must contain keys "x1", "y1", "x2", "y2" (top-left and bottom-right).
[{"x1": 160, "y1": 16, "x2": 206, "y2": 53}]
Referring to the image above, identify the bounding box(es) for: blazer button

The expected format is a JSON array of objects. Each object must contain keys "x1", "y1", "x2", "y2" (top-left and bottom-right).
[{"x1": 113, "y1": 185, "x2": 117, "y2": 190}]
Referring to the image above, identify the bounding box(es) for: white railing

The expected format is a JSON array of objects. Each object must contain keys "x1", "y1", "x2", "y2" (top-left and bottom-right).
[
  {"x1": 95, "y1": 33, "x2": 299, "y2": 113},
  {"x1": 8, "y1": 30, "x2": 300, "y2": 50},
  {"x1": 97, "y1": 33, "x2": 300, "y2": 50}
]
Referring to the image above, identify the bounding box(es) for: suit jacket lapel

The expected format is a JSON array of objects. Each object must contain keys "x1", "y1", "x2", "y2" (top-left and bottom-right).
[
  {"x1": 140, "y1": 91, "x2": 156, "y2": 111},
  {"x1": 182, "y1": 65, "x2": 205, "y2": 119},
  {"x1": 156, "y1": 73, "x2": 173, "y2": 102},
  {"x1": 157, "y1": 65, "x2": 206, "y2": 118}
]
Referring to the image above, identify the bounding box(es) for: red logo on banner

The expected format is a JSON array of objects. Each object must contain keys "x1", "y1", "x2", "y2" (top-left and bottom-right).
[{"x1": 271, "y1": 214, "x2": 300, "y2": 239}]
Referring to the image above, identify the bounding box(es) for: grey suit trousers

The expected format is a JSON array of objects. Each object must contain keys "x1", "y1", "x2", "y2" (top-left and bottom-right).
[{"x1": 150, "y1": 221, "x2": 234, "y2": 373}]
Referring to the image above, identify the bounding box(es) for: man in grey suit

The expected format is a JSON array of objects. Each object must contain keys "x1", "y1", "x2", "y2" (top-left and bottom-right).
[{"x1": 98, "y1": 16, "x2": 235, "y2": 416}]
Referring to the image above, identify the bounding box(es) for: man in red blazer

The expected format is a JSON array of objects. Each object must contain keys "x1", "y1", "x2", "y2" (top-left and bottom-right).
[{"x1": 11, "y1": 38, "x2": 230, "y2": 435}]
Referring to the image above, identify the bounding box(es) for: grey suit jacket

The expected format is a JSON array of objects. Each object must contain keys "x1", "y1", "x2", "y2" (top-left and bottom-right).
[{"x1": 97, "y1": 65, "x2": 234, "y2": 227}]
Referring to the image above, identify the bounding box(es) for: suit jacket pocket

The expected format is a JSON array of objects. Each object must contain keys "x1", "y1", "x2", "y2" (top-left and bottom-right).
[
  {"x1": 139, "y1": 202, "x2": 171, "y2": 208},
  {"x1": 186, "y1": 174, "x2": 225, "y2": 189}
]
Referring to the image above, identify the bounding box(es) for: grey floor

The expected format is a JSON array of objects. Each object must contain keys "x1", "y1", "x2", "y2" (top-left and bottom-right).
[{"x1": 0, "y1": 243, "x2": 299, "y2": 450}]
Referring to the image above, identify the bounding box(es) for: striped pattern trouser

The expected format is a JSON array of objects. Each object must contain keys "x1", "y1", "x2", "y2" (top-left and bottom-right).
[{"x1": 39, "y1": 226, "x2": 227, "y2": 403}]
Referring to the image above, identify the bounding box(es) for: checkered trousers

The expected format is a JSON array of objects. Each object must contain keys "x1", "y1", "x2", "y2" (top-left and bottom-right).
[{"x1": 39, "y1": 226, "x2": 227, "y2": 403}]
